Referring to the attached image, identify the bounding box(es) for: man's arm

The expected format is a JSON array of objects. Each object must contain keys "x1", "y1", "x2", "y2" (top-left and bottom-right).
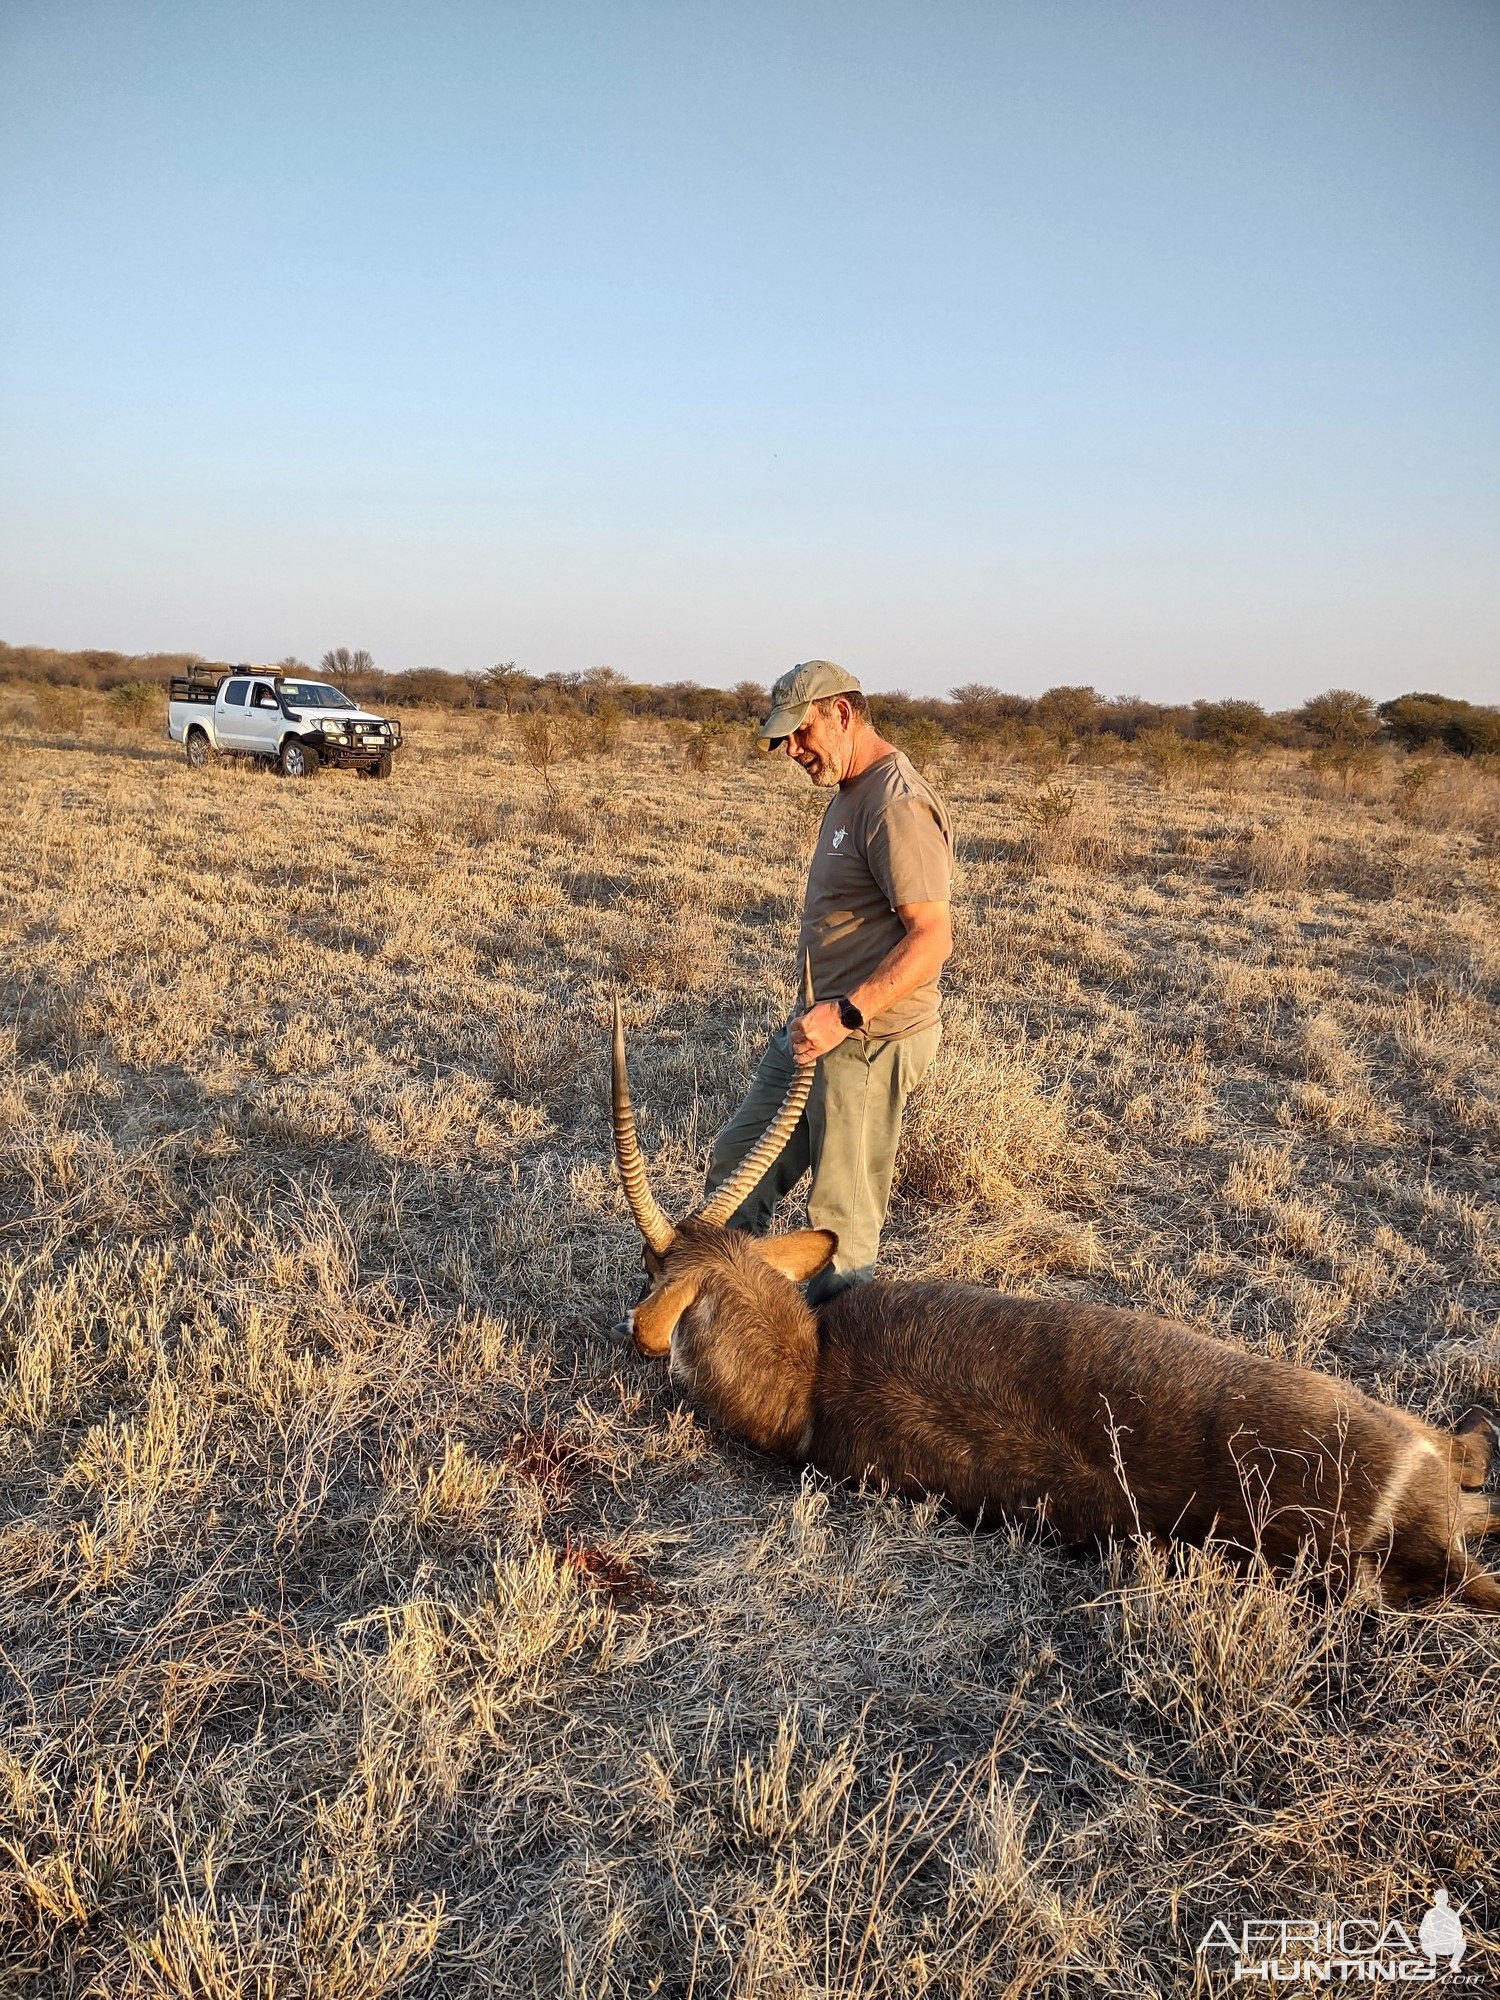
[{"x1": 789, "y1": 901, "x2": 952, "y2": 1063}]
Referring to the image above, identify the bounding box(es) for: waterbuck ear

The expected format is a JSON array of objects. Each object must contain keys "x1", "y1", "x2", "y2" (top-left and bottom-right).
[
  {"x1": 752, "y1": 1229, "x2": 838, "y2": 1282},
  {"x1": 632, "y1": 1275, "x2": 702, "y2": 1357}
]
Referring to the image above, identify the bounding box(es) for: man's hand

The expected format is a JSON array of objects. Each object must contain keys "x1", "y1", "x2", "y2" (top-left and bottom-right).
[
  {"x1": 789, "y1": 998, "x2": 848, "y2": 1065},
  {"x1": 788, "y1": 904, "x2": 951, "y2": 1065}
]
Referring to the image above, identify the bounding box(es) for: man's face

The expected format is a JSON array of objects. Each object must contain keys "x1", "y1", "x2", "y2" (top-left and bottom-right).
[{"x1": 783, "y1": 699, "x2": 853, "y2": 787}]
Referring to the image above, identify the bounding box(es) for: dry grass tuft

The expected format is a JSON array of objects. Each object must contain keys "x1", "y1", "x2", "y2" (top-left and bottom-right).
[
  {"x1": 897, "y1": 1009, "x2": 1079, "y2": 1210},
  {"x1": 1238, "y1": 820, "x2": 1312, "y2": 891},
  {"x1": 1000, "y1": 781, "x2": 1123, "y2": 876}
]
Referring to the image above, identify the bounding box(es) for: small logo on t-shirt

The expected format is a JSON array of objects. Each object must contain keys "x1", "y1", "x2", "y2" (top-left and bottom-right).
[{"x1": 831, "y1": 827, "x2": 847, "y2": 849}]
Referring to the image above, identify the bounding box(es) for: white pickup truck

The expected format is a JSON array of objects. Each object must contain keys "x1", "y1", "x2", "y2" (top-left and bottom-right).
[{"x1": 168, "y1": 670, "x2": 403, "y2": 779}]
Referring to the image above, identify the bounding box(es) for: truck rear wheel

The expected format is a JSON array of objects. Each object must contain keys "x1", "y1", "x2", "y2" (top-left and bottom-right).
[
  {"x1": 184, "y1": 727, "x2": 213, "y2": 769},
  {"x1": 279, "y1": 738, "x2": 320, "y2": 779}
]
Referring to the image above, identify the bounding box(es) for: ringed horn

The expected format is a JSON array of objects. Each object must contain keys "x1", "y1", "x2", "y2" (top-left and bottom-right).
[{"x1": 611, "y1": 958, "x2": 819, "y2": 1245}]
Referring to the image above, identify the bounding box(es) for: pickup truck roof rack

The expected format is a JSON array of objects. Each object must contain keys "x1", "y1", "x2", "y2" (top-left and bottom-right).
[
  {"x1": 170, "y1": 672, "x2": 224, "y2": 703},
  {"x1": 169, "y1": 666, "x2": 277, "y2": 703}
]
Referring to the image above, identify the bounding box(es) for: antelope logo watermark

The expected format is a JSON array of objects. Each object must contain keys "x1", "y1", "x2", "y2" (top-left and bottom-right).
[
  {"x1": 1197, "y1": 1891, "x2": 1474, "y2": 1984},
  {"x1": 830, "y1": 826, "x2": 847, "y2": 849}
]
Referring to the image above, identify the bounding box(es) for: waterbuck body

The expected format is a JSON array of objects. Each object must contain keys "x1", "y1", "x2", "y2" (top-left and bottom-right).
[{"x1": 612, "y1": 999, "x2": 1500, "y2": 1612}]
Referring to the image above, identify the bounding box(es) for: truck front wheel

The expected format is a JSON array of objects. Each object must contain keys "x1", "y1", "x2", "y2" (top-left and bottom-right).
[
  {"x1": 184, "y1": 727, "x2": 213, "y2": 769},
  {"x1": 279, "y1": 738, "x2": 320, "y2": 779},
  {"x1": 359, "y1": 753, "x2": 394, "y2": 780}
]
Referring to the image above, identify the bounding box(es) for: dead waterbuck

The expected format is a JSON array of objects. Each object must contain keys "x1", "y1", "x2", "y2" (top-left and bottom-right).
[{"x1": 610, "y1": 998, "x2": 1500, "y2": 1610}]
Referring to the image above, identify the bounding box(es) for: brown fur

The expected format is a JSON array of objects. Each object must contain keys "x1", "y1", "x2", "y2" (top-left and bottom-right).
[{"x1": 629, "y1": 1221, "x2": 1500, "y2": 1611}]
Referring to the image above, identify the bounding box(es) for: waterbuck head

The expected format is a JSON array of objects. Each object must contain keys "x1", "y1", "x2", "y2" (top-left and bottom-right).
[{"x1": 609, "y1": 986, "x2": 836, "y2": 1455}]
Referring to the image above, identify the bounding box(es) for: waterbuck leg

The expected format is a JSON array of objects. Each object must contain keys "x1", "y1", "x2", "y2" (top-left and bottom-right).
[
  {"x1": 1453, "y1": 1408, "x2": 1498, "y2": 1490},
  {"x1": 1460, "y1": 1491, "x2": 1500, "y2": 1542}
]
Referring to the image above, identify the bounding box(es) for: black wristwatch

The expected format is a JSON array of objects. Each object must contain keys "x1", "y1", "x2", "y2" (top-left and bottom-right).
[{"x1": 835, "y1": 995, "x2": 864, "y2": 1031}]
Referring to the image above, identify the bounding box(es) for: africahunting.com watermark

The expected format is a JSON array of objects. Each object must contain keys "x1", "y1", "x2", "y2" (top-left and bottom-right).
[{"x1": 1198, "y1": 1891, "x2": 1481, "y2": 1984}]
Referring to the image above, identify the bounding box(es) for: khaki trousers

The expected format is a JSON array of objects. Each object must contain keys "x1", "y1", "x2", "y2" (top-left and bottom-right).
[{"x1": 704, "y1": 1021, "x2": 942, "y2": 1303}]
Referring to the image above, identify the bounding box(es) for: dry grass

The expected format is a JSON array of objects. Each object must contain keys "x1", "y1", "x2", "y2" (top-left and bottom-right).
[{"x1": 1, "y1": 693, "x2": 1498, "y2": 1995}]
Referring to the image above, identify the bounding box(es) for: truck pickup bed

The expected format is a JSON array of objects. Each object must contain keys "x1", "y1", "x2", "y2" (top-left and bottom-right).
[{"x1": 168, "y1": 671, "x2": 403, "y2": 778}]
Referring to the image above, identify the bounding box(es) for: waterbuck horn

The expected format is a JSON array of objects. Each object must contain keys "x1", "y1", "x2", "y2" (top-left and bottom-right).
[
  {"x1": 611, "y1": 994, "x2": 676, "y2": 1255},
  {"x1": 696, "y1": 955, "x2": 818, "y2": 1227}
]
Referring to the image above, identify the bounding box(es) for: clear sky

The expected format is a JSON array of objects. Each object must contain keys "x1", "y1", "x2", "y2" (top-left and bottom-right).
[{"x1": 2, "y1": 1, "x2": 1496, "y2": 703}]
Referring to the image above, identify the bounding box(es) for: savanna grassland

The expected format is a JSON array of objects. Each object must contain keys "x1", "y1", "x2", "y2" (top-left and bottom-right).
[{"x1": 1, "y1": 690, "x2": 1498, "y2": 1998}]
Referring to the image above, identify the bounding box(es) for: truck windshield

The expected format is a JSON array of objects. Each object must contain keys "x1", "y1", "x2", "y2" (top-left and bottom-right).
[{"x1": 279, "y1": 681, "x2": 357, "y2": 710}]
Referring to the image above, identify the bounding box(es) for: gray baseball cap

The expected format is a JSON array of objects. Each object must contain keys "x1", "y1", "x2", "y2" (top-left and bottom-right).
[{"x1": 756, "y1": 659, "x2": 864, "y2": 749}]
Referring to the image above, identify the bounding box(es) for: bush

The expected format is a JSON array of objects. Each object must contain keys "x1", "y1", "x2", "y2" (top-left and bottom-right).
[
  {"x1": 683, "y1": 721, "x2": 723, "y2": 773},
  {"x1": 1395, "y1": 763, "x2": 1435, "y2": 821},
  {"x1": 108, "y1": 683, "x2": 157, "y2": 729},
  {"x1": 1378, "y1": 692, "x2": 1467, "y2": 749},
  {"x1": 1299, "y1": 688, "x2": 1377, "y2": 747},
  {"x1": 1006, "y1": 784, "x2": 1121, "y2": 875},
  {"x1": 894, "y1": 718, "x2": 944, "y2": 773},
  {"x1": 1074, "y1": 731, "x2": 1127, "y2": 768},
  {"x1": 954, "y1": 721, "x2": 996, "y2": 766},
  {"x1": 591, "y1": 699, "x2": 623, "y2": 756},
  {"x1": 1193, "y1": 699, "x2": 1271, "y2": 754},
  {"x1": 1184, "y1": 743, "x2": 1247, "y2": 792},
  {"x1": 1446, "y1": 709, "x2": 1500, "y2": 757},
  {"x1": 34, "y1": 684, "x2": 90, "y2": 731},
  {"x1": 518, "y1": 713, "x2": 564, "y2": 790},
  {"x1": 1137, "y1": 727, "x2": 1189, "y2": 788},
  {"x1": 1034, "y1": 684, "x2": 1100, "y2": 739},
  {"x1": 561, "y1": 701, "x2": 623, "y2": 759},
  {"x1": 1011, "y1": 782, "x2": 1077, "y2": 833},
  {"x1": 1308, "y1": 741, "x2": 1383, "y2": 799},
  {"x1": 1015, "y1": 725, "x2": 1068, "y2": 779}
]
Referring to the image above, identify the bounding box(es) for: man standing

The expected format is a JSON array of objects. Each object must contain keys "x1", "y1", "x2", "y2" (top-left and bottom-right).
[{"x1": 705, "y1": 660, "x2": 953, "y2": 1301}]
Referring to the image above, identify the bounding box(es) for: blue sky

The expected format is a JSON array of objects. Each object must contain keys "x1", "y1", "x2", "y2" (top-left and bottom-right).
[{"x1": 1, "y1": 1, "x2": 1496, "y2": 702}]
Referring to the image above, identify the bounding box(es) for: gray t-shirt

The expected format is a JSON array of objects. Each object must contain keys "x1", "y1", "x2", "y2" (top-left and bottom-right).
[{"x1": 798, "y1": 751, "x2": 953, "y2": 1038}]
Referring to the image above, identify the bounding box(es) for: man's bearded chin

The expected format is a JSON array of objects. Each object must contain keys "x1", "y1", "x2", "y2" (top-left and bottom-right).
[{"x1": 803, "y1": 754, "x2": 840, "y2": 788}]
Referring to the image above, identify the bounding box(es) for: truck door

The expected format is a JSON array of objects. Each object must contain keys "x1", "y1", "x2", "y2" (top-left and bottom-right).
[
  {"x1": 216, "y1": 677, "x2": 253, "y2": 749},
  {"x1": 243, "y1": 680, "x2": 285, "y2": 754}
]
